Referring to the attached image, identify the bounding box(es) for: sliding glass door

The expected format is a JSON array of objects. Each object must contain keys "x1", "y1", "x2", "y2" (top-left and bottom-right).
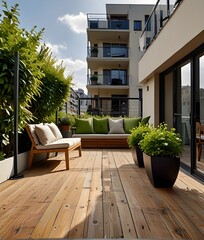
[
  {"x1": 195, "y1": 54, "x2": 204, "y2": 174},
  {"x1": 174, "y1": 62, "x2": 191, "y2": 168},
  {"x1": 161, "y1": 46, "x2": 204, "y2": 179}
]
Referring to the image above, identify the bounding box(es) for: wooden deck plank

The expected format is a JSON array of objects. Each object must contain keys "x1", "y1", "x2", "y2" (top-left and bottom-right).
[
  {"x1": 30, "y1": 150, "x2": 89, "y2": 239},
  {"x1": 114, "y1": 150, "x2": 174, "y2": 239},
  {"x1": 108, "y1": 150, "x2": 137, "y2": 238},
  {"x1": 158, "y1": 189, "x2": 204, "y2": 240},
  {"x1": 102, "y1": 150, "x2": 123, "y2": 238},
  {"x1": 84, "y1": 150, "x2": 103, "y2": 239},
  {"x1": 0, "y1": 149, "x2": 203, "y2": 239},
  {"x1": 67, "y1": 151, "x2": 96, "y2": 238}
]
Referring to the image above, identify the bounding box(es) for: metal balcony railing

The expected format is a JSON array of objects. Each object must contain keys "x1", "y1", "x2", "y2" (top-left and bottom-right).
[
  {"x1": 139, "y1": 0, "x2": 182, "y2": 52},
  {"x1": 87, "y1": 46, "x2": 129, "y2": 58},
  {"x1": 87, "y1": 14, "x2": 129, "y2": 30},
  {"x1": 78, "y1": 96, "x2": 142, "y2": 118},
  {"x1": 87, "y1": 74, "x2": 129, "y2": 86}
]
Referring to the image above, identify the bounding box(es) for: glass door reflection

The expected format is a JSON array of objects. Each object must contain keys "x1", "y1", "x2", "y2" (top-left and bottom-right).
[{"x1": 196, "y1": 54, "x2": 204, "y2": 174}]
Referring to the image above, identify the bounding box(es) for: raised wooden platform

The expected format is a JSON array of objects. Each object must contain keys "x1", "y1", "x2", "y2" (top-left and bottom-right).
[
  {"x1": 80, "y1": 137, "x2": 129, "y2": 148},
  {"x1": 0, "y1": 149, "x2": 203, "y2": 239}
]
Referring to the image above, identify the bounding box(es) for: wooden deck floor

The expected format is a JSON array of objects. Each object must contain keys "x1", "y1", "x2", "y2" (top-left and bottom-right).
[{"x1": 0, "y1": 149, "x2": 204, "y2": 239}]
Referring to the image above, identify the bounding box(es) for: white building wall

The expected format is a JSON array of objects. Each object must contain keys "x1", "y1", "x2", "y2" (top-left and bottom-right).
[
  {"x1": 127, "y1": 5, "x2": 153, "y2": 116},
  {"x1": 139, "y1": 0, "x2": 204, "y2": 83},
  {"x1": 139, "y1": 0, "x2": 204, "y2": 125}
]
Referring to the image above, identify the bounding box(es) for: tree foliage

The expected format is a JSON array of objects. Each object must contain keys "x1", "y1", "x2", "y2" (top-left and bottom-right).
[
  {"x1": 0, "y1": 1, "x2": 72, "y2": 157},
  {"x1": 30, "y1": 45, "x2": 71, "y2": 122},
  {"x1": 0, "y1": 1, "x2": 44, "y2": 155}
]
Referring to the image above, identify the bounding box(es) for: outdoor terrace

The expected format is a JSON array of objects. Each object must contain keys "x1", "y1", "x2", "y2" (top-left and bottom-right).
[{"x1": 0, "y1": 149, "x2": 203, "y2": 239}]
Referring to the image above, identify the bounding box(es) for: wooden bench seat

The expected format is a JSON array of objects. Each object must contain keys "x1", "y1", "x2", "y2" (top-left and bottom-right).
[
  {"x1": 72, "y1": 133, "x2": 130, "y2": 148},
  {"x1": 26, "y1": 124, "x2": 82, "y2": 170}
]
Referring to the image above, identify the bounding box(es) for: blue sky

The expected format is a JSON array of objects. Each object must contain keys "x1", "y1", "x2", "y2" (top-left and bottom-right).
[{"x1": 2, "y1": 0, "x2": 157, "y2": 93}]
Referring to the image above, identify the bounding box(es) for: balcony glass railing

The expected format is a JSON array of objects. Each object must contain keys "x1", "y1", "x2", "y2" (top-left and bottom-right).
[
  {"x1": 87, "y1": 74, "x2": 129, "y2": 86},
  {"x1": 139, "y1": 0, "x2": 182, "y2": 51},
  {"x1": 87, "y1": 14, "x2": 129, "y2": 30},
  {"x1": 87, "y1": 46, "x2": 129, "y2": 58}
]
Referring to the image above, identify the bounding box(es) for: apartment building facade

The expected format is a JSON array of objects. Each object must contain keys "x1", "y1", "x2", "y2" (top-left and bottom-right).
[
  {"x1": 86, "y1": 4, "x2": 153, "y2": 117},
  {"x1": 138, "y1": 0, "x2": 204, "y2": 180}
]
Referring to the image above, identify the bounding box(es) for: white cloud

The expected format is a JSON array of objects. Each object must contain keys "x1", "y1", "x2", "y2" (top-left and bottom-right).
[
  {"x1": 45, "y1": 42, "x2": 67, "y2": 56},
  {"x1": 58, "y1": 58, "x2": 87, "y2": 93},
  {"x1": 40, "y1": 42, "x2": 87, "y2": 92},
  {"x1": 58, "y1": 12, "x2": 87, "y2": 34}
]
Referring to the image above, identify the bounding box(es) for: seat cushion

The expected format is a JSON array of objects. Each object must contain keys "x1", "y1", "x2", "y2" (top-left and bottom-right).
[
  {"x1": 35, "y1": 125, "x2": 56, "y2": 145},
  {"x1": 28, "y1": 123, "x2": 43, "y2": 145},
  {"x1": 46, "y1": 122, "x2": 63, "y2": 140},
  {"x1": 73, "y1": 134, "x2": 129, "y2": 139},
  {"x1": 75, "y1": 118, "x2": 94, "y2": 134},
  {"x1": 141, "y1": 116, "x2": 151, "y2": 125},
  {"x1": 36, "y1": 137, "x2": 81, "y2": 149},
  {"x1": 108, "y1": 118, "x2": 125, "y2": 134},
  {"x1": 93, "y1": 118, "x2": 109, "y2": 134},
  {"x1": 124, "y1": 117, "x2": 141, "y2": 133}
]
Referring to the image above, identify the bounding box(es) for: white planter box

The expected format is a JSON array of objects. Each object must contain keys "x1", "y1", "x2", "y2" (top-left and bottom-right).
[{"x1": 0, "y1": 151, "x2": 29, "y2": 184}]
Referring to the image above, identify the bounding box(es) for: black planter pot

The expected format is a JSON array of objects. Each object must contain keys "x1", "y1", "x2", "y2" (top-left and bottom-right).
[
  {"x1": 131, "y1": 146, "x2": 144, "y2": 168},
  {"x1": 143, "y1": 153, "x2": 180, "y2": 188}
]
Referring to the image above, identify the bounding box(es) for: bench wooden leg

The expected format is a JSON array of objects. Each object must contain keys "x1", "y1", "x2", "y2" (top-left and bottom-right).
[
  {"x1": 198, "y1": 144, "x2": 202, "y2": 161},
  {"x1": 79, "y1": 145, "x2": 82, "y2": 157},
  {"x1": 28, "y1": 149, "x2": 34, "y2": 169},
  {"x1": 65, "y1": 149, "x2": 69, "y2": 170}
]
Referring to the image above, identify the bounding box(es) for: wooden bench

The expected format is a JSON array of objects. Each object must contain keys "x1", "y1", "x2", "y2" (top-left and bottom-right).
[
  {"x1": 26, "y1": 124, "x2": 82, "y2": 170},
  {"x1": 72, "y1": 134, "x2": 130, "y2": 148}
]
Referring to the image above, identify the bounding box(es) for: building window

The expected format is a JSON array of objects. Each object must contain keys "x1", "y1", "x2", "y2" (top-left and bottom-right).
[
  {"x1": 134, "y1": 20, "x2": 142, "y2": 31},
  {"x1": 145, "y1": 15, "x2": 151, "y2": 31}
]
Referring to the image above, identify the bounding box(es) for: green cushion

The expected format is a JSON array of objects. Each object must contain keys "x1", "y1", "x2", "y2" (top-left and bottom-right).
[
  {"x1": 141, "y1": 116, "x2": 151, "y2": 125},
  {"x1": 124, "y1": 118, "x2": 142, "y2": 134},
  {"x1": 93, "y1": 118, "x2": 109, "y2": 134},
  {"x1": 75, "y1": 118, "x2": 94, "y2": 134}
]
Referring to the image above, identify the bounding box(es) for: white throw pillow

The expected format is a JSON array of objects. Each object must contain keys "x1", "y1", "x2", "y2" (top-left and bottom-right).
[
  {"x1": 108, "y1": 118, "x2": 125, "y2": 134},
  {"x1": 28, "y1": 123, "x2": 43, "y2": 145},
  {"x1": 46, "y1": 122, "x2": 63, "y2": 140},
  {"x1": 35, "y1": 125, "x2": 56, "y2": 145}
]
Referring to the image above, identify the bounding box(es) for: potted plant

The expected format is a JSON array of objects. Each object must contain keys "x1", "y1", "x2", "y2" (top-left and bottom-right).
[
  {"x1": 90, "y1": 75, "x2": 98, "y2": 85},
  {"x1": 91, "y1": 47, "x2": 98, "y2": 57},
  {"x1": 127, "y1": 124, "x2": 151, "y2": 167},
  {"x1": 139, "y1": 123, "x2": 183, "y2": 188},
  {"x1": 59, "y1": 117, "x2": 72, "y2": 131}
]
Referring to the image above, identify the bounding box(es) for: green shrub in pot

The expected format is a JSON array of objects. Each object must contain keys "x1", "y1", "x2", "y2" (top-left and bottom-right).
[
  {"x1": 127, "y1": 123, "x2": 151, "y2": 149},
  {"x1": 139, "y1": 123, "x2": 183, "y2": 188},
  {"x1": 127, "y1": 123, "x2": 151, "y2": 168},
  {"x1": 139, "y1": 123, "x2": 182, "y2": 157}
]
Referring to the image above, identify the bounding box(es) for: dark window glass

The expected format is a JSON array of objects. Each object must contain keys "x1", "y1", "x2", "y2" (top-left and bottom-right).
[
  {"x1": 145, "y1": 15, "x2": 151, "y2": 31},
  {"x1": 134, "y1": 20, "x2": 142, "y2": 31}
]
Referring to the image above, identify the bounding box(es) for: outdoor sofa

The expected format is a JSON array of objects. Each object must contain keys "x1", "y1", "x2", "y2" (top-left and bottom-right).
[
  {"x1": 26, "y1": 123, "x2": 82, "y2": 170},
  {"x1": 72, "y1": 116, "x2": 150, "y2": 148}
]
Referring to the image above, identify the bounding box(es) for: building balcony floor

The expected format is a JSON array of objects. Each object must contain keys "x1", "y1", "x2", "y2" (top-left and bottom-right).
[{"x1": 0, "y1": 149, "x2": 203, "y2": 239}]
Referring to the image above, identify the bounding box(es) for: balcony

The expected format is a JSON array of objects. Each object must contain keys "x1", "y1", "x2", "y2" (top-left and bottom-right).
[
  {"x1": 88, "y1": 46, "x2": 129, "y2": 58},
  {"x1": 87, "y1": 46, "x2": 129, "y2": 69},
  {"x1": 139, "y1": 0, "x2": 182, "y2": 51},
  {"x1": 87, "y1": 74, "x2": 129, "y2": 86},
  {"x1": 87, "y1": 14, "x2": 129, "y2": 42},
  {"x1": 87, "y1": 14, "x2": 129, "y2": 30}
]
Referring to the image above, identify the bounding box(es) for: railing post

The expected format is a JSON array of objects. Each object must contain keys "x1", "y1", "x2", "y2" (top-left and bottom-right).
[
  {"x1": 11, "y1": 52, "x2": 23, "y2": 179},
  {"x1": 139, "y1": 88, "x2": 143, "y2": 118},
  {"x1": 78, "y1": 99, "x2": 81, "y2": 115}
]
